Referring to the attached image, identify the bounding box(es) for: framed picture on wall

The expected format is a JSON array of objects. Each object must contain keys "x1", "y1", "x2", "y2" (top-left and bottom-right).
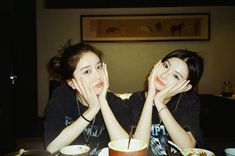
[
  {"x1": 81, "y1": 13, "x2": 210, "y2": 42},
  {"x1": 45, "y1": 0, "x2": 234, "y2": 8}
]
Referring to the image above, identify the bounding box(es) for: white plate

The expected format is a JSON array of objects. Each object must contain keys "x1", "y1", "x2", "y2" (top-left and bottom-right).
[
  {"x1": 182, "y1": 148, "x2": 215, "y2": 156},
  {"x1": 98, "y1": 147, "x2": 108, "y2": 156}
]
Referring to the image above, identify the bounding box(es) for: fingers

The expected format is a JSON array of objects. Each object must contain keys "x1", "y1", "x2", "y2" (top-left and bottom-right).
[
  {"x1": 75, "y1": 77, "x2": 88, "y2": 95},
  {"x1": 155, "y1": 60, "x2": 162, "y2": 68},
  {"x1": 103, "y1": 63, "x2": 108, "y2": 80},
  {"x1": 175, "y1": 80, "x2": 191, "y2": 93},
  {"x1": 148, "y1": 60, "x2": 162, "y2": 84},
  {"x1": 100, "y1": 63, "x2": 109, "y2": 93},
  {"x1": 97, "y1": 62, "x2": 109, "y2": 100},
  {"x1": 165, "y1": 80, "x2": 191, "y2": 98},
  {"x1": 152, "y1": 60, "x2": 162, "y2": 74},
  {"x1": 73, "y1": 76, "x2": 95, "y2": 98},
  {"x1": 157, "y1": 80, "x2": 192, "y2": 101},
  {"x1": 72, "y1": 78, "x2": 83, "y2": 94},
  {"x1": 185, "y1": 84, "x2": 192, "y2": 91},
  {"x1": 147, "y1": 60, "x2": 163, "y2": 98},
  {"x1": 103, "y1": 63, "x2": 109, "y2": 88}
]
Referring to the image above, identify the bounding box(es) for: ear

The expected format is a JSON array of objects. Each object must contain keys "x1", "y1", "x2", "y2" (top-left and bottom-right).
[
  {"x1": 185, "y1": 84, "x2": 193, "y2": 92},
  {"x1": 67, "y1": 79, "x2": 76, "y2": 90}
]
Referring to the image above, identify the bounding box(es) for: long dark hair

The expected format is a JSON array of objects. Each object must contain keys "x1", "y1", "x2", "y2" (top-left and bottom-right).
[
  {"x1": 50, "y1": 40, "x2": 103, "y2": 81},
  {"x1": 162, "y1": 49, "x2": 204, "y2": 88}
]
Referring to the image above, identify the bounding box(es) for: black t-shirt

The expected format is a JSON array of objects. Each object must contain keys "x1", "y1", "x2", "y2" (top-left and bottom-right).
[
  {"x1": 44, "y1": 85, "x2": 131, "y2": 156},
  {"x1": 128, "y1": 90, "x2": 204, "y2": 156}
]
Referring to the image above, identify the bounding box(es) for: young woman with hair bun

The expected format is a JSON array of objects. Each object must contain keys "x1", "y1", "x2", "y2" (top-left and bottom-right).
[{"x1": 44, "y1": 41, "x2": 131, "y2": 155}]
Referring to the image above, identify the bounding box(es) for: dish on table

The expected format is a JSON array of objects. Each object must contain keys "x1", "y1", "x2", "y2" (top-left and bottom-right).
[
  {"x1": 4, "y1": 149, "x2": 50, "y2": 156},
  {"x1": 98, "y1": 147, "x2": 108, "y2": 156},
  {"x1": 98, "y1": 145, "x2": 215, "y2": 156},
  {"x1": 182, "y1": 148, "x2": 215, "y2": 156}
]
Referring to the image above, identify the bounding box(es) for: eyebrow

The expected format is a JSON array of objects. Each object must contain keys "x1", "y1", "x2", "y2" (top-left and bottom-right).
[
  {"x1": 80, "y1": 65, "x2": 89, "y2": 71},
  {"x1": 166, "y1": 60, "x2": 183, "y2": 79},
  {"x1": 79, "y1": 61, "x2": 102, "y2": 71}
]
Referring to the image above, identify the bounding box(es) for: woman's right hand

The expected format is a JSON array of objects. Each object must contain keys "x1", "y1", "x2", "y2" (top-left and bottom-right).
[
  {"x1": 98, "y1": 63, "x2": 109, "y2": 101},
  {"x1": 147, "y1": 60, "x2": 162, "y2": 98},
  {"x1": 72, "y1": 78, "x2": 100, "y2": 110}
]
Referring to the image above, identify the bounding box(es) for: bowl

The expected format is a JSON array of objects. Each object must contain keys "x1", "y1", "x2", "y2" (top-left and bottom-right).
[
  {"x1": 182, "y1": 148, "x2": 215, "y2": 156},
  {"x1": 108, "y1": 139, "x2": 147, "y2": 156},
  {"x1": 60, "y1": 145, "x2": 90, "y2": 156},
  {"x1": 225, "y1": 148, "x2": 235, "y2": 156}
]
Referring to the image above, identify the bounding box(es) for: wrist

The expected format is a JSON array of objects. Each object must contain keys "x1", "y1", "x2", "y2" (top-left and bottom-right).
[
  {"x1": 154, "y1": 96, "x2": 165, "y2": 106},
  {"x1": 147, "y1": 89, "x2": 155, "y2": 98},
  {"x1": 81, "y1": 107, "x2": 99, "y2": 122},
  {"x1": 81, "y1": 114, "x2": 92, "y2": 123},
  {"x1": 87, "y1": 106, "x2": 100, "y2": 114},
  {"x1": 98, "y1": 95, "x2": 106, "y2": 101},
  {"x1": 158, "y1": 106, "x2": 168, "y2": 114},
  {"x1": 154, "y1": 101, "x2": 165, "y2": 110}
]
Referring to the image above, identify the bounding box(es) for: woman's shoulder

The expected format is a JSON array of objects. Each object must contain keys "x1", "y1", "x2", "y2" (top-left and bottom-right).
[
  {"x1": 106, "y1": 91, "x2": 125, "y2": 102},
  {"x1": 126, "y1": 90, "x2": 146, "y2": 108},
  {"x1": 182, "y1": 89, "x2": 199, "y2": 101},
  {"x1": 48, "y1": 84, "x2": 76, "y2": 107},
  {"x1": 129, "y1": 90, "x2": 146, "y2": 100},
  {"x1": 52, "y1": 84, "x2": 74, "y2": 96},
  {"x1": 172, "y1": 89, "x2": 200, "y2": 108}
]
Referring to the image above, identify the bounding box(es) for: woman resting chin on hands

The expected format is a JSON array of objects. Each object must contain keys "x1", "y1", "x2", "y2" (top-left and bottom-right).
[
  {"x1": 129, "y1": 49, "x2": 204, "y2": 156},
  {"x1": 44, "y1": 41, "x2": 131, "y2": 156}
]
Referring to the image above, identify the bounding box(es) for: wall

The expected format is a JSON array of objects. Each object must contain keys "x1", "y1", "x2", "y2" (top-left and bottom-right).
[{"x1": 36, "y1": 0, "x2": 235, "y2": 117}]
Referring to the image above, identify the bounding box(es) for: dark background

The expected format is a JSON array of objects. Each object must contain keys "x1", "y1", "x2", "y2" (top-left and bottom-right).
[
  {"x1": 44, "y1": 0, "x2": 235, "y2": 8},
  {"x1": 0, "y1": 0, "x2": 37, "y2": 155},
  {"x1": 0, "y1": 0, "x2": 234, "y2": 155}
]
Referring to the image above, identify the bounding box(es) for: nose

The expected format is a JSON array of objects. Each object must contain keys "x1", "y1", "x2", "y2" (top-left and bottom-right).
[
  {"x1": 93, "y1": 69, "x2": 101, "y2": 79},
  {"x1": 160, "y1": 69, "x2": 171, "y2": 79}
]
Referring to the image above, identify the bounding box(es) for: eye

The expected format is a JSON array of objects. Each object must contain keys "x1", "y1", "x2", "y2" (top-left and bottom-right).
[
  {"x1": 162, "y1": 62, "x2": 168, "y2": 68},
  {"x1": 173, "y1": 74, "x2": 180, "y2": 80},
  {"x1": 83, "y1": 69, "x2": 91, "y2": 74},
  {"x1": 97, "y1": 64, "x2": 103, "y2": 70}
]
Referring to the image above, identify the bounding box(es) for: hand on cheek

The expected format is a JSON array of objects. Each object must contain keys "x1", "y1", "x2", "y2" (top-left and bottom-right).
[
  {"x1": 154, "y1": 80, "x2": 191, "y2": 105},
  {"x1": 148, "y1": 60, "x2": 162, "y2": 97},
  {"x1": 72, "y1": 78, "x2": 100, "y2": 109},
  {"x1": 99, "y1": 63, "x2": 109, "y2": 100},
  {"x1": 166, "y1": 80, "x2": 190, "y2": 96}
]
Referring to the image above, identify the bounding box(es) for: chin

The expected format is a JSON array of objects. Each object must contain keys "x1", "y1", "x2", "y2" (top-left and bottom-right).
[
  {"x1": 94, "y1": 87, "x2": 103, "y2": 96},
  {"x1": 155, "y1": 84, "x2": 165, "y2": 91}
]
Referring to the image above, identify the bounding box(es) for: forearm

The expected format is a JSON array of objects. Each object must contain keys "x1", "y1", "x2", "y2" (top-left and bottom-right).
[
  {"x1": 157, "y1": 105, "x2": 196, "y2": 148},
  {"x1": 133, "y1": 95, "x2": 153, "y2": 145},
  {"x1": 47, "y1": 108, "x2": 99, "y2": 153},
  {"x1": 100, "y1": 98, "x2": 129, "y2": 140}
]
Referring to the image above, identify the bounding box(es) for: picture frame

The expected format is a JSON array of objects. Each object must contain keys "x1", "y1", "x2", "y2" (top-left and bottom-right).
[
  {"x1": 81, "y1": 13, "x2": 210, "y2": 42},
  {"x1": 45, "y1": 0, "x2": 234, "y2": 9}
]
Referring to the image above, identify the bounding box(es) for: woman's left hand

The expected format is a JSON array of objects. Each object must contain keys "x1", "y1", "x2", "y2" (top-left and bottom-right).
[
  {"x1": 154, "y1": 80, "x2": 192, "y2": 106},
  {"x1": 98, "y1": 63, "x2": 109, "y2": 101}
]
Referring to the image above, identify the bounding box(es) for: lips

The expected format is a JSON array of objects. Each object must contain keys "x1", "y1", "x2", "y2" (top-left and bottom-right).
[
  {"x1": 95, "y1": 82, "x2": 104, "y2": 88},
  {"x1": 156, "y1": 77, "x2": 166, "y2": 86}
]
